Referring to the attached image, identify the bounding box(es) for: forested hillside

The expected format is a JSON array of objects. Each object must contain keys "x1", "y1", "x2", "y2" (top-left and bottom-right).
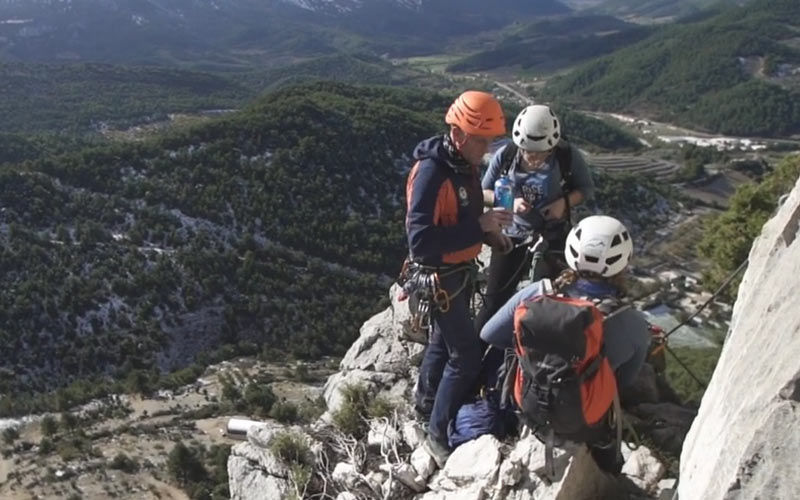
[
  {"x1": 448, "y1": 15, "x2": 652, "y2": 73},
  {"x1": 0, "y1": 81, "x2": 673, "y2": 416},
  {"x1": 544, "y1": 0, "x2": 800, "y2": 136},
  {"x1": 698, "y1": 154, "x2": 800, "y2": 299},
  {"x1": 0, "y1": 83, "x2": 444, "y2": 415},
  {"x1": 586, "y1": 0, "x2": 742, "y2": 21},
  {"x1": 0, "y1": 54, "x2": 432, "y2": 134}
]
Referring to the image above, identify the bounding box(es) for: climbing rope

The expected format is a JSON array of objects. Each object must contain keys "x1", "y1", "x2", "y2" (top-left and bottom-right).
[
  {"x1": 663, "y1": 258, "x2": 749, "y2": 340},
  {"x1": 644, "y1": 257, "x2": 749, "y2": 389}
]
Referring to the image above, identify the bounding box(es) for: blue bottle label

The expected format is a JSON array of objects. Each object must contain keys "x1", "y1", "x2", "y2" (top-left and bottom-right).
[{"x1": 494, "y1": 177, "x2": 514, "y2": 211}]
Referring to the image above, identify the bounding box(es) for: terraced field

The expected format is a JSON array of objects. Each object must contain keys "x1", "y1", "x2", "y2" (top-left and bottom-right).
[{"x1": 589, "y1": 154, "x2": 681, "y2": 181}]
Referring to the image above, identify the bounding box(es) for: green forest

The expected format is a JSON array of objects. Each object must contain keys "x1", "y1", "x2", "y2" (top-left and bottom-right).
[
  {"x1": 698, "y1": 154, "x2": 800, "y2": 300},
  {"x1": 0, "y1": 54, "x2": 436, "y2": 135},
  {"x1": 0, "y1": 81, "x2": 673, "y2": 416},
  {"x1": 0, "y1": 82, "x2": 445, "y2": 415},
  {"x1": 448, "y1": 15, "x2": 652, "y2": 73},
  {"x1": 543, "y1": 0, "x2": 800, "y2": 136}
]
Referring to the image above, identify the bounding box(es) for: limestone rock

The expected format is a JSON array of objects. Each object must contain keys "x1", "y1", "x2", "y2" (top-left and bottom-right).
[
  {"x1": 322, "y1": 285, "x2": 426, "y2": 417},
  {"x1": 332, "y1": 462, "x2": 360, "y2": 490},
  {"x1": 411, "y1": 446, "x2": 437, "y2": 481},
  {"x1": 621, "y1": 446, "x2": 666, "y2": 491},
  {"x1": 227, "y1": 453, "x2": 291, "y2": 500},
  {"x1": 340, "y1": 306, "x2": 414, "y2": 374},
  {"x1": 380, "y1": 462, "x2": 427, "y2": 492},
  {"x1": 416, "y1": 483, "x2": 485, "y2": 500},
  {"x1": 227, "y1": 441, "x2": 291, "y2": 500},
  {"x1": 322, "y1": 369, "x2": 398, "y2": 414},
  {"x1": 433, "y1": 434, "x2": 502, "y2": 489},
  {"x1": 248, "y1": 422, "x2": 296, "y2": 450},
  {"x1": 680, "y1": 176, "x2": 800, "y2": 500},
  {"x1": 497, "y1": 490, "x2": 535, "y2": 500},
  {"x1": 403, "y1": 421, "x2": 426, "y2": 450}
]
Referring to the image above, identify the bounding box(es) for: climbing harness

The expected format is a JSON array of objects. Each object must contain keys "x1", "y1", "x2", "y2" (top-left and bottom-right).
[{"x1": 397, "y1": 259, "x2": 476, "y2": 340}]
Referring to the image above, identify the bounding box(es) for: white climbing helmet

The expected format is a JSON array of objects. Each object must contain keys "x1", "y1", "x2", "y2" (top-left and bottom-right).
[
  {"x1": 565, "y1": 215, "x2": 633, "y2": 278},
  {"x1": 512, "y1": 104, "x2": 561, "y2": 152}
]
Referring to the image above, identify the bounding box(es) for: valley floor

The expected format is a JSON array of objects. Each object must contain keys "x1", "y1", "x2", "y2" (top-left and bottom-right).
[{"x1": 0, "y1": 358, "x2": 336, "y2": 500}]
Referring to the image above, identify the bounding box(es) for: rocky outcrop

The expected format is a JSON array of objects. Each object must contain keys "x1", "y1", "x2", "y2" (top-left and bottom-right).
[
  {"x1": 229, "y1": 278, "x2": 681, "y2": 499},
  {"x1": 679, "y1": 176, "x2": 800, "y2": 499},
  {"x1": 228, "y1": 422, "x2": 295, "y2": 500},
  {"x1": 321, "y1": 287, "x2": 425, "y2": 416}
]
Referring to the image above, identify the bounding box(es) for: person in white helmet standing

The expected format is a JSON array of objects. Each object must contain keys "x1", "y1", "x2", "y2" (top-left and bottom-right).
[
  {"x1": 480, "y1": 215, "x2": 650, "y2": 389},
  {"x1": 476, "y1": 104, "x2": 595, "y2": 333}
]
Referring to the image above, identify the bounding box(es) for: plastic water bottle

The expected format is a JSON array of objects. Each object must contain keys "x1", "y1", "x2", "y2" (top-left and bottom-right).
[{"x1": 493, "y1": 176, "x2": 514, "y2": 211}]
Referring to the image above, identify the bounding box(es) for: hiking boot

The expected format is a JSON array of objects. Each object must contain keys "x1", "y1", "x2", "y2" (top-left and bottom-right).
[
  {"x1": 414, "y1": 407, "x2": 431, "y2": 434},
  {"x1": 423, "y1": 436, "x2": 451, "y2": 469}
]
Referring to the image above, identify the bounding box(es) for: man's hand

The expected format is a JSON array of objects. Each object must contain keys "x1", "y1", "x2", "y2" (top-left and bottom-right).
[
  {"x1": 479, "y1": 209, "x2": 513, "y2": 233},
  {"x1": 541, "y1": 197, "x2": 567, "y2": 221},
  {"x1": 484, "y1": 231, "x2": 513, "y2": 255},
  {"x1": 514, "y1": 197, "x2": 531, "y2": 214}
]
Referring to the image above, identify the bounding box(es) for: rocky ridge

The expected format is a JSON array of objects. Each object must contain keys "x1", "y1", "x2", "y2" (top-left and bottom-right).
[
  {"x1": 228, "y1": 279, "x2": 685, "y2": 499},
  {"x1": 679, "y1": 175, "x2": 800, "y2": 499}
]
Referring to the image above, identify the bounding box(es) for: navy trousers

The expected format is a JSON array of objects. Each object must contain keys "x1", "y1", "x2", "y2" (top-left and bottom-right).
[{"x1": 414, "y1": 270, "x2": 482, "y2": 447}]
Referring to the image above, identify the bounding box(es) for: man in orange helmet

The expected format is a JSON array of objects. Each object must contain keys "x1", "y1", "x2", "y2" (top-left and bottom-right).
[{"x1": 405, "y1": 90, "x2": 513, "y2": 466}]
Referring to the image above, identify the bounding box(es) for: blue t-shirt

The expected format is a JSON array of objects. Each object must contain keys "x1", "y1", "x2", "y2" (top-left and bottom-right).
[{"x1": 482, "y1": 142, "x2": 595, "y2": 239}]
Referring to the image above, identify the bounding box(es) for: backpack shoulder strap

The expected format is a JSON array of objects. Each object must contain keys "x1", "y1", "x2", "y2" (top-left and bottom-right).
[
  {"x1": 554, "y1": 139, "x2": 574, "y2": 192},
  {"x1": 594, "y1": 296, "x2": 629, "y2": 321},
  {"x1": 499, "y1": 142, "x2": 518, "y2": 177},
  {"x1": 554, "y1": 139, "x2": 574, "y2": 226}
]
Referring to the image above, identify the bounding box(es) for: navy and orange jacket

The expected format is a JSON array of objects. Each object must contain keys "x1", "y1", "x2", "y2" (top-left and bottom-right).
[{"x1": 405, "y1": 135, "x2": 484, "y2": 266}]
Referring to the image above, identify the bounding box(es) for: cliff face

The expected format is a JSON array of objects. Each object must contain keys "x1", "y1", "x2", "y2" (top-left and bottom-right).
[{"x1": 679, "y1": 177, "x2": 800, "y2": 499}]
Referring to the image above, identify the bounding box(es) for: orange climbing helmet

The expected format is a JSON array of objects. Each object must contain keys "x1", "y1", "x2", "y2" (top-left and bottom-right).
[{"x1": 445, "y1": 91, "x2": 506, "y2": 137}]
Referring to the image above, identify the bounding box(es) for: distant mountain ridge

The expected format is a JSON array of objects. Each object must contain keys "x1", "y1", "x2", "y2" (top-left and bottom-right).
[
  {"x1": 569, "y1": 0, "x2": 747, "y2": 22},
  {"x1": 0, "y1": 0, "x2": 569, "y2": 64}
]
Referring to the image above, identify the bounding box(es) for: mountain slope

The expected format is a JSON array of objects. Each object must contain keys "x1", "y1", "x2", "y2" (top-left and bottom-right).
[
  {"x1": 0, "y1": 82, "x2": 446, "y2": 412},
  {"x1": 448, "y1": 14, "x2": 652, "y2": 73},
  {"x1": 0, "y1": 81, "x2": 662, "y2": 415},
  {"x1": 544, "y1": 0, "x2": 800, "y2": 136},
  {"x1": 0, "y1": 54, "x2": 440, "y2": 135},
  {"x1": 585, "y1": 0, "x2": 745, "y2": 22}
]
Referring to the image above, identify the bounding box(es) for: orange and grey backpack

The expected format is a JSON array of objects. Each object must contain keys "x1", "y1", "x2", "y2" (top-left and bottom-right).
[{"x1": 506, "y1": 294, "x2": 625, "y2": 476}]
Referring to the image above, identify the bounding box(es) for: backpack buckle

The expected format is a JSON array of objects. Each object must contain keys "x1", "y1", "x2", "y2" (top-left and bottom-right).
[{"x1": 535, "y1": 386, "x2": 553, "y2": 410}]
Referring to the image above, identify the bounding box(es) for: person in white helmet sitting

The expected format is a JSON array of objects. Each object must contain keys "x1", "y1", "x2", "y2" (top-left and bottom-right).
[
  {"x1": 478, "y1": 215, "x2": 651, "y2": 473},
  {"x1": 476, "y1": 104, "x2": 595, "y2": 334},
  {"x1": 479, "y1": 215, "x2": 650, "y2": 390}
]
